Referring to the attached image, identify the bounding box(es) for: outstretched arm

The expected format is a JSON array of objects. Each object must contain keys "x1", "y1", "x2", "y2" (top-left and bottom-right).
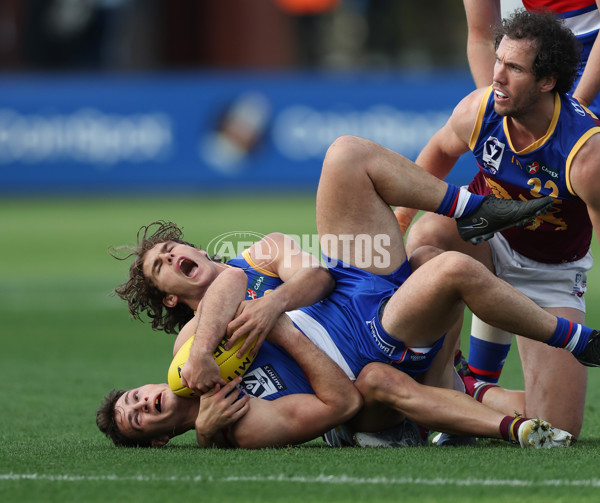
[
  {"x1": 463, "y1": 0, "x2": 501, "y2": 87},
  {"x1": 229, "y1": 316, "x2": 362, "y2": 448},
  {"x1": 572, "y1": 2, "x2": 600, "y2": 108}
]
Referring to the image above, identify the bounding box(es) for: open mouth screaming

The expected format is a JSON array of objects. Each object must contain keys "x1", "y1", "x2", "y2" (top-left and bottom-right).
[{"x1": 178, "y1": 257, "x2": 198, "y2": 277}]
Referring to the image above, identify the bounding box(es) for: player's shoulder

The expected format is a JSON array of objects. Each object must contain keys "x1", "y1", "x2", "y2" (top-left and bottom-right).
[
  {"x1": 568, "y1": 130, "x2": 600, "y2": 198},
  {"x1": 454, "y1": 86, "x2": 490, "y2": 116},
  {"x1": 448, "y1": 87, "x2": 491, "y2": 139},
  {"x1": 571, "y1": 129, "x2": 600, "y2": 168}
]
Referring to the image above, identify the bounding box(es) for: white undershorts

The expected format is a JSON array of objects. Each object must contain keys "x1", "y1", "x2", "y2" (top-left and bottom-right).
[{"x1": 488, "y1": 233, "x2": 593, "y2": 312}]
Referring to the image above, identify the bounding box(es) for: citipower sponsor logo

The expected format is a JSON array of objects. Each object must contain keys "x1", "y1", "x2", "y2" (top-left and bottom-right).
[{"x1": 205, "y1": 231, "x2": 393, "y2": 269}]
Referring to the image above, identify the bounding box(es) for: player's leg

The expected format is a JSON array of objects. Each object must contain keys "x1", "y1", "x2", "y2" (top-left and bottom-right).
[
  {"x1": 353, "y1": 362, "x2": 572, "y2": 447},
  {"x1": 346, "y1": 389, "x2": 408, "y2": 433},
  {"x1": 380, "y1": 251, "x2": 557, "y2": 348},
  {"x1": 316, "y1": 135, "x2": 549, "y2": 274},
  {"x1": 462, "y1": 375, "x2": 526, "y2": 415},
  {"x1": 353, "y1": 362, "x2": 498, "y2": 437},
  {"x1": 417, "y1": 315, "x2": 464, "y2": 391},
  {"x1": 517, "y1": 306, "x2": 588, "y2": 437},
  {"x1": 381, "y1": 251, "x2": 599, "y2": 365},
  {"x1": 343, "y1": 374, "x2": 428, "y2": 448},
  {"x1": 405, "y1": 211, "x2": 494, "y2": 266},
  {"x1": 417, "y1": 316, "x2": 480, "y2": 446},
  {"x1": 466, "y1": 315, "x2": 513, "y2": 383},
  {"x1": 406, "y1": 210, "x2": 515, "y2": 381},
  {"x1": 316, "y1": 135, "x2": 448, "y2": 274}
]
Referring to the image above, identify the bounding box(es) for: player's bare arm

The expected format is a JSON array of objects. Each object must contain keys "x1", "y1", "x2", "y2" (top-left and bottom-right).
[
  {"x1": 568, "y1": 133, "x2": 600, "y2": 241},
  {"x1": 229, "y1": 316, "x2": 362, "y2": 448},
  {"x1": 463, "y1": 0, "x2": 501, "y2": 87},
  {"x1": 226, "y1": 232, "x2": 335, "y2": 356},
  {"x1": 572, "y1": 0, "x2": 600, "y2": 108},
  {"x1": 181, "y1": 267, "x2": 249, "y2": 394},
  {"x1": 173, "y1": 312, "x2": 197, "y2": 356}
]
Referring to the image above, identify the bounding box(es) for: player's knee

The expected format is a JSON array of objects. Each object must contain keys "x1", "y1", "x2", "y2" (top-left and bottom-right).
[
  {"x1": 356, "y1": 363, "x2": 388, "y2": 395},
  {"x1": 356, "y1": 363, "x2": 416, "y2": 402},
  {"x1": 408, "y1": 245, "x2": 445, "y2": 271},
  {"x1": 406, "y1": 213, "x2": 456, "y2": 254},
  {"x1": 436, "y1": 251, "x2": 482, "y2": 280},
  {"x1": 323, "y1": 135, "x2": 372, "y2": 178}
]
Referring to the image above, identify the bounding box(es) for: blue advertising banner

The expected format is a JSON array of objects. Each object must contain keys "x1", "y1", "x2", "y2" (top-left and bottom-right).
[{"x1": 0, "y1": 71, "x2": 477, "y2": 194}]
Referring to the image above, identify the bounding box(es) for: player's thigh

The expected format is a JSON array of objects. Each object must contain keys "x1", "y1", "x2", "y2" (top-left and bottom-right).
[
  {"x1": 419, "y1": 316, "x2": 463, "y2": 390},
  {"x1": 316, "y1": 151, "x2": 407, "y2": 273},
  {"x1": 380, "y1": 257, "x2": 465, "y2": 347}
]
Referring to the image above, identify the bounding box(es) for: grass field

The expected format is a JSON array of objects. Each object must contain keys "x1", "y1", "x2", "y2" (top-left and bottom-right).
[{"x1": 2, "y1": 194, "x2": 600, "y2": 503}]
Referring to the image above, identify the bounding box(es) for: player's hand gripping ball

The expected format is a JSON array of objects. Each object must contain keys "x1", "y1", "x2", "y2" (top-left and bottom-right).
[{"x1": 168, "y1": 334, "x2": 257, "y2": 398}]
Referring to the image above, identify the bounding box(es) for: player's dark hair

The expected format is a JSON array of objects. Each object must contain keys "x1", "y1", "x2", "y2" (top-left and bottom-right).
[
  {"x1": 96, "y1": 389, "x2": 152, "y2": 448},
  {"x1": 494, "y1": 9, "x2": 581, "y2": 94},
  {"x1": 110, "y1": 221, "x2": 223, "y2": 335}
]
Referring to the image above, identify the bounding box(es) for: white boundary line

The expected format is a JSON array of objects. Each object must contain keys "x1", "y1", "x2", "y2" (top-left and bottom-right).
[{"x1": 2, "y1": 473, "x2": 600, "y2": 487}]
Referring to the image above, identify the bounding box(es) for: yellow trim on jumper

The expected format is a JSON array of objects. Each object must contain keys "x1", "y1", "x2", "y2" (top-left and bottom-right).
[
  {"x1": 468, "y1": 86, "x2": 493, "y2": 151},
  {"x1": 242, "y1": 249, "x2": 279, "y2": 277},
  {"x1": 503, "y1": 93, "x2": 560, "y2": 154},
  {"x1": 566, "y1": 127, "x2": 600, "y2": 195}
]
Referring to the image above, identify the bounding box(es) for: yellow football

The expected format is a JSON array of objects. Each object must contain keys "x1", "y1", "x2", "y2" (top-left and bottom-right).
[{"x1": 168, "y1": 334, "x2": 256, "y2": 398}]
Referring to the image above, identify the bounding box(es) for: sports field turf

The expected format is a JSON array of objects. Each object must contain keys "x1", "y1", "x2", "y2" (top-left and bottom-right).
[{"x1": 2, "y1": 194, "x2": 600, "y2": 503}]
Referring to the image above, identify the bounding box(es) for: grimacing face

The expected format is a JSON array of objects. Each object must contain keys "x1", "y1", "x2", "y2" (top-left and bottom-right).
[
  {"x1": 142, "y1": 241, "x2": 222, "y2": 306},
  {"x1": 114, "y1": 383, "x2": 183, "y2": 446}
]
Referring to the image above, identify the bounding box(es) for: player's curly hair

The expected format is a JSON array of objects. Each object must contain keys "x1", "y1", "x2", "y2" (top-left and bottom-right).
[
  {"x1": 96, "y1": 389, "x2": 152, "y2": 448},
  {"x1": 110, "y1": 221, "x2": 223, "y2": 335},
  {"x1": 494, "y1": 9, "x2": 581, "y2": 95}
]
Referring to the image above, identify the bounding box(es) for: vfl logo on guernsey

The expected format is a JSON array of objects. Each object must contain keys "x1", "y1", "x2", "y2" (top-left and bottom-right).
[
  {"x1": 482, "y1": 137, "x2": 505, "y2": 174},
  {"x1": 366, "y1": 317, "x2": 397, "y2": 356},
  {"x1": 242, "y1": 364, "x2": 286, "y2": 398}
]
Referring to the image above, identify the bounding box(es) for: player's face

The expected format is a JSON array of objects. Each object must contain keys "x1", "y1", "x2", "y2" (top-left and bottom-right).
[
  {"x1": 114, "y1": 384, "x2": 183, "y2": 444},
  {"x1": 142, "y1": 241, "x2": 221, "y2": 302},
  {"x1": 492, "y1": 36, "x2": 542, "y2": 118}
]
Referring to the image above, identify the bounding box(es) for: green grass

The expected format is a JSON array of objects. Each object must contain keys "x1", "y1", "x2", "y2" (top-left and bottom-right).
[{"x1": 1, "y1": 195, "x2": 600, "y2": 503}]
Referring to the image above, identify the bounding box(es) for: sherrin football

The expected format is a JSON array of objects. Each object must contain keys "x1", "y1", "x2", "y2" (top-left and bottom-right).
[{"x1": 168, "y1": 334, "x2": 256, "y2": 398}]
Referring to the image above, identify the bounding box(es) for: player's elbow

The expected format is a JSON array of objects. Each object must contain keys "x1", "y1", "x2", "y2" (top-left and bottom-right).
[
  {"x1": 334, "y1": 384, "x2": 363, "y2": 423},
  {"x1": 348, "y1": 388, "x2": 364, "y2": 419},
  {"x1": 221, "y1": 266, "x2": 249, "y2": 289},
  {"x1": 316, "y1": 267, "x2": 335, "y2": 296}
]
